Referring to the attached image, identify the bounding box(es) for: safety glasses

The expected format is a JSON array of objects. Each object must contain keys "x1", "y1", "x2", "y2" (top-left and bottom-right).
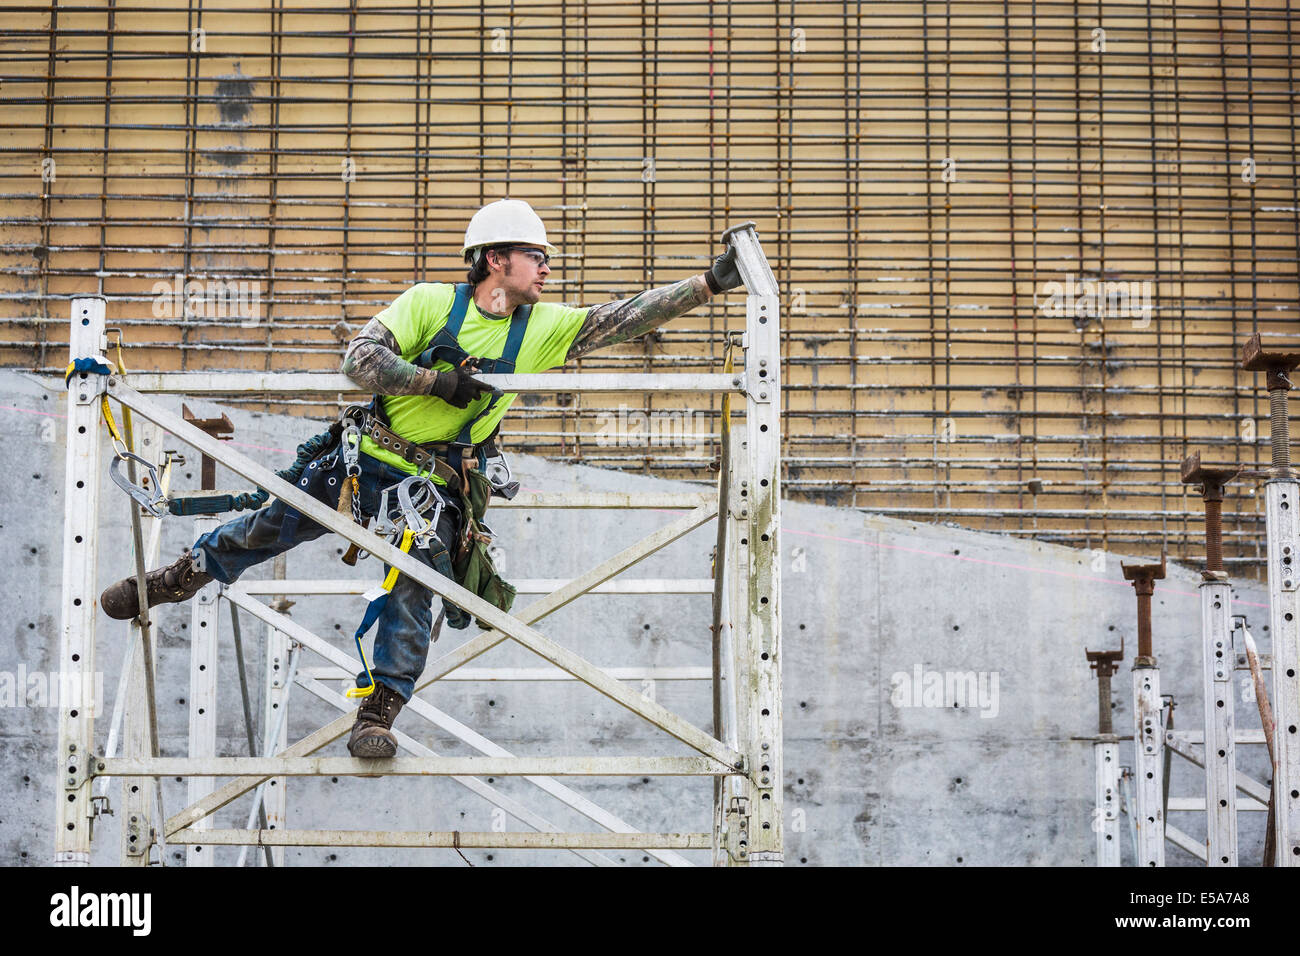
[{"x1": 500, "y1": 246, "x2": 550, "y2": 267}]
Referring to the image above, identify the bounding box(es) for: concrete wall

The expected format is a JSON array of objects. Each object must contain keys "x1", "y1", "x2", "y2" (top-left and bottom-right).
[{"x1": 0, "y1": 370, "x2": 1277, "y2": 866}]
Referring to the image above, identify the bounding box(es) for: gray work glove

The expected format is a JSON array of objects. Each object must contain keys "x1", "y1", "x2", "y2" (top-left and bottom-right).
[
  {"x1": 430, "y1": 362, "x2": 493, "y2": 409},
  {"x1": 704, "y1": 246, "x2": 742, "y2": 294}
]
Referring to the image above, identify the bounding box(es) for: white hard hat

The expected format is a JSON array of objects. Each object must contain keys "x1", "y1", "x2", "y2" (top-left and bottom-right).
[{"x1": 461, "y1": 199, "x2": 558, "y2": 262}]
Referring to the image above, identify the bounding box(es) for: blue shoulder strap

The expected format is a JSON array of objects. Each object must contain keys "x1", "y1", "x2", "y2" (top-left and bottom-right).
[
  {"x1": 413, "y1": 283, "x2": 531, "y2": 376},
  {"x1": 452, "y1": 302, "x2": 531, "y2": 453},
  {"x1": 381, "y1": 281, "x2": 534, "y2": 468}
]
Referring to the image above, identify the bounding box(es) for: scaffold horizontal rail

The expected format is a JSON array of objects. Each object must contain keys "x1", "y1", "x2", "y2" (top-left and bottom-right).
[
  {"x1": 100, "y1": 756, "x2": 737, "y2": 778},
  {"x1": 494, "y1": 493, "x2": 714, "y2": 510},
  {"x1": 43, "y1": 371, "x2": 744, "y2": 394},
  {"x1": 298, "y1": 665, "x2": 713, "y2": 682},
  {"x1": 232, "y1": 578, "x2": 714, "y2": 595},
  {"x1": 169, "y1": 829, "x2": 714, "y2": 850}
]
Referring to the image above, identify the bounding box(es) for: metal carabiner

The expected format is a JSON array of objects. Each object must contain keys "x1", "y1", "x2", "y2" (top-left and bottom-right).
[
  {"x1": 340, "y1": 422, "x2": 362, "y2": 478},
  {"x1": 109, "y1": 452, "x2": 168, "y2": 518},
  {"x1": 482, "y1": 452, "x2": 520, "y2": 500},
  {"x1": 397, "y1": 475, "x2": 444, "y2": 548}
]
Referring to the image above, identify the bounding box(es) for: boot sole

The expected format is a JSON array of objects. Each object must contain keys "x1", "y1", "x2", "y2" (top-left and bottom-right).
[{"x1": 348, "y1": 735, "x2": 398, "y2": 760}]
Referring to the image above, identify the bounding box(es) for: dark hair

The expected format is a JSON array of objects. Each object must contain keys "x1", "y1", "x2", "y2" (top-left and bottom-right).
[{"x1": 465, "y1": 245, "x2": 509, "y2": 285}]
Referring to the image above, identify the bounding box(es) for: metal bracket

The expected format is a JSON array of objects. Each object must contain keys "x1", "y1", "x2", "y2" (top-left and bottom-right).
[
  {"x1": 88, "y1": 794, "x2": 113, "y2": 841},
  {"x1": 748, "y1": 350, "x2": 776, "y2": 404},
  {"x1": 64, "y1": 746, "x2": 99, "y2": 789},
  {"x1": 70, "y1": 360, "x2": 110, "y2": 406},
  {"x1": 124, "y1": 814, "x2": 147, "y2": 858},
  {"x1": 725, "y1": 795, "x2": 750, "y2": 863}
]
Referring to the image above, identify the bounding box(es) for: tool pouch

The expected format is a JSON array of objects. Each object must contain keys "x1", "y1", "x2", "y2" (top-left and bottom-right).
[{"x1": 448, "y1": 468, "x2": 517, "y2": 629}]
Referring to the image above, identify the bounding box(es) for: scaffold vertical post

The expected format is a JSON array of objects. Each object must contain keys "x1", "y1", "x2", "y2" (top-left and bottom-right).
[
  {"x1": 1123, "y1": 556, "x2": 1166, "y2": 867},
  {"x1": 730, "y1": 222, "x2": 783, "y2": 866},
  {"x1": 120, "y1": 645, "x2": 152, "y2": 865},
  {"x1": 262, "y1": 559, "x2": 291, "y2": 865},
  {"x1": 718, "y1": 423, "x2": 749, "y2": 865},
  {"x1": 56, "y1": 297, "x2": 107, "y2": 866},
  {"x1": 188, "y1": 516, "x2": 220, "y2": 866},
  {"x1": 1241, "y1": 334, "x2": 1300, "y2": 866}
]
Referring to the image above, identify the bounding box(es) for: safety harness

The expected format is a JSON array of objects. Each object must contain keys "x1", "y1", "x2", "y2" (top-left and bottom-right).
[{"x1": 359, "y1": 281, "x2": 529, "y2": 481}]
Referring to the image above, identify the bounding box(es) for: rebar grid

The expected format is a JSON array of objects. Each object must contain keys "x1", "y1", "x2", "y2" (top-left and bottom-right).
[{"x1": 2, "y1": 0, "x2": 1297, "y2": 566}]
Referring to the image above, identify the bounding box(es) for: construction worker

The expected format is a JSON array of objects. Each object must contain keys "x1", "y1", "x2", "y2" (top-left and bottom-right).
[{"x1": 99, "y1": 198, "x2": 745, "y2": 757}]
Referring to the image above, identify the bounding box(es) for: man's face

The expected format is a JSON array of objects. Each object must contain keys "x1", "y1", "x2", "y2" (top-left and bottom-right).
[{"x1": 488, "y1": 245, "x2": 551, "y2": 310}]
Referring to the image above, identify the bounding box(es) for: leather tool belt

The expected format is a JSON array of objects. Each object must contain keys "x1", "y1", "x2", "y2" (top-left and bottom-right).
[{"x1": 342, "y1": 404, "x2": 463, "y2": 493}]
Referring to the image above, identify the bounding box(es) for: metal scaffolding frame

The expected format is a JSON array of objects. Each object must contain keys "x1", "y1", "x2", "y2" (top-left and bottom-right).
[{"x1": 55, "y1": 226, "x2": 783, "y2": 867}]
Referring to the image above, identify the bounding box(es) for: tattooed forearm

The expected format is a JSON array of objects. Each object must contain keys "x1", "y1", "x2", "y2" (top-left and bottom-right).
[
  {"x1": 567, "y1": 274, "x2": 711, "y2": 360},
  {"x1": 341, "y1": 317, "x2": 441, "y2": 395}
]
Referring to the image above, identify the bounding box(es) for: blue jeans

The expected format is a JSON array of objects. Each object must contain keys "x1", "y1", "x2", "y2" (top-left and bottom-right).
[{"x1": 191, "y1": 448, "x2": 461, "y2": 701}]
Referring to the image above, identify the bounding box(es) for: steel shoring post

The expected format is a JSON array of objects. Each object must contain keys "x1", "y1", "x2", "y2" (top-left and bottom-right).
[
  {"x1": 105, "y1": 380, "x2": 742, "y2": 771},
  {"x1": 55, "y1": 298, "x2": 107, "y2": 866},
  {"x1": 187, "y1": 516, "x2": 219, "y2": 867},
  {"x1": 165, "y1": 501, "x2": 721, "y2": 837},
  {"x1": 1124, "y1": 556, "x2": 1167, "y2": 867},
  {"x1": 1085, "y1": 641, "x2": 1124, "y2": 867},
  {"x1": 222, "y1": 582, "x2": 704, "y2": 868},
  {"x1": 1181, "y1": 453, "x2": 1242, "y2": 866},
  {"x1": 1094, "y1": 742, "x2": 1121, "y2": 866},
  {"x1": 1241, "y1": 334, "x2": 1300, "y2": 866},
  {"x1": 1120, "y1": 766, "x2": 1140, "y2": 862},
  {"x1": 730, "y1": 222, "x2": 783, "y2": 867}
]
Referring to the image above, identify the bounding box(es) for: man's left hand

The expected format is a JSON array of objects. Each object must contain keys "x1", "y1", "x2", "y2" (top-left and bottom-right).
[{"x1": 704, "y1": 246, "x2": 742, "y2": 294}]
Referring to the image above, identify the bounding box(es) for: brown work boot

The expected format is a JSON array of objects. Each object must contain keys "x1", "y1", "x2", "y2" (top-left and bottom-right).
[
  {"x1": 99, "y1": 551, "x2": 214, "y2": 621},
  {"x1": 347, "y1": 682, "x2": 405, "y2": 759}
]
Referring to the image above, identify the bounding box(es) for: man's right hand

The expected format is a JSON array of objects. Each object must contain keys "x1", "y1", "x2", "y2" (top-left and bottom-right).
[{"x1": 430, "y1": 363, "x2": 494, "y2": 408}]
